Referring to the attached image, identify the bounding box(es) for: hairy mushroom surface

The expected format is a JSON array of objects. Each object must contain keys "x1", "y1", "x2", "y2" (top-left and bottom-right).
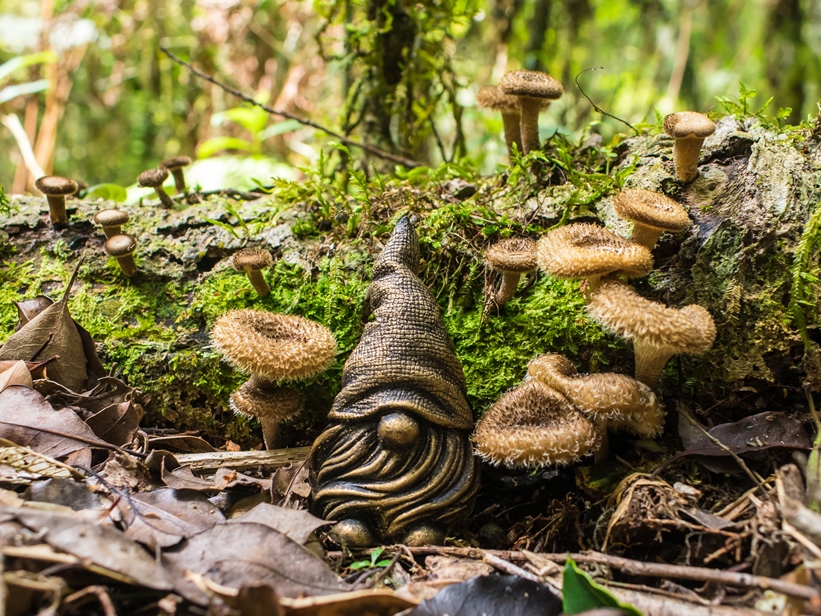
[
  {"x1": 473, "y1": 380, "x2": 600, "y2": 468},
  {"x1": 35, "y1": 175, "x2": 78, "y2": 225},
  {"x1": 537, "y1": 223, "x2": 653, "y2": 292},
  {"x1": 586, "y1": 278, "x2": 716, "y2": 388},
  {"x1": 498, "y1": 70, "x2": 563, "y2": 154},
  {"x1": 231, "y1": 381, "x2": 304, "y2": 449},
  {"x1": 527, "y1": 353, "x2": 663, "y2": 436},
  {"x1": 476, "y1": 85, "x2": 522, "y2": 155},
  {"x1": 138, "y1": 167, "x2": 174, "y2": 208},
  {"x1": 484, "y1": 237, "x2": 538, "y2": 309},
  {"x1": 663, "y1": 111, "x2": 716, "y2": 183},
  {"x1": 232, "y1": 248, "x2": 273, "y2": 297},
  {"x1": 612, "y1": 189, "x2": 691, "y2": 249}
]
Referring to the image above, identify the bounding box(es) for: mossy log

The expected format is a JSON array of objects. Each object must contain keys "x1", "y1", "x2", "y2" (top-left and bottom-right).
[{"x1": 1, "y1": 113, "x2": 820, "y2": 447}]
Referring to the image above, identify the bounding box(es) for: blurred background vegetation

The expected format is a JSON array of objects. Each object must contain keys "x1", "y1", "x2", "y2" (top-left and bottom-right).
[{"x1": 1, "y1": 0, "x2": 819, "y2": 195}]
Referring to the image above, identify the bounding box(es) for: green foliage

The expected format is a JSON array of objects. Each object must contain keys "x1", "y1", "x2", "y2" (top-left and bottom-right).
[
  {"x1": 562, "y1": 559, "x2": 641, "y2": 616},
  {"x1": 790, "y1": 201, "x2": 821, "y2": 345},
  {"x1": 717, "y1": 83, "x2": 795, "y2": 130},
  {"x1": 85, "y1": 184, "x2": 128, "y2": 203},
  {"x1": 0, "y1": 51, "x2": 55, "y2": 104},
  {"x1": 0, "y1": 185, "x2": 13, "y2": 217},
  {"x1": 348, "y1": 547, "x2": 392, "y2": 571}
]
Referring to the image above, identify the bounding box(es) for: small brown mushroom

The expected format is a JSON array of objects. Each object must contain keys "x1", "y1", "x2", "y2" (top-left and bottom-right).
[
  {"x1": 94, "y1": 209, "x2": 130, "y2": 239},
  {"x1": 138, "y1": 167, "x2": 174, "y2": 208},
  {"x1": 484, "y1": 237, "x2": 537, "y2": 309},
  {"x1": 104, "y1": 234, "x2": 138, "y2": 277},
  {"x1": 473, "y1": 379, "x2": 600, "y2": 468},
  {"x1": 536, "y1": 223, "x2": 653, "y2": 293},
  {"x1": 160, "y1": 156, "x2": 192, "y2": 193},
  {"x1": 663, "y1": 111, "x2": 716, "y2": 183},
  {"x1": 35, "y1": 175, "x2": 78, "y2": 225},
  {"x1": 230, "y1": 380, "x2": 304, "y2": 449},
  {"x1": 476, "y1": 86, "x2": 523, "y2": 156},
  {"x1": 498, "y1": 70, "x2": 563, "y2": 154},
  {"x1": 232, "y1": 248, "x2": 273, "y2": 297},
  {"x1": 586, "y1": 278, "x2": 716, "y2": 388},
  {"x1": 612, "y1": 189, "x2": 691, "y2": 249}
]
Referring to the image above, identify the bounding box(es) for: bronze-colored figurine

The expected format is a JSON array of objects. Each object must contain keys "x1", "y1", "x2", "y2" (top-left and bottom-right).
[{"x1": 309, "y1": 217, "x2": 479, "y2": 547}]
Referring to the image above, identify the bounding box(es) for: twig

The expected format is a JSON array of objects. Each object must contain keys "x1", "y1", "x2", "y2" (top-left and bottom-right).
[
  {"x1": 61, "y1": 585, "x2": 118, "y2": 616},
  {"x1": 159, "y1": 46, "x2": 421, "y2": 169},
  {"x1": 354, "y1": 547, "x2": 821, "y2": 601},
  {"x1": 574, "y1": 68, "x2": 639, "y2": 136},
  {"x1": 2, "y1": 113, "x2": 46, "y2": 179}
]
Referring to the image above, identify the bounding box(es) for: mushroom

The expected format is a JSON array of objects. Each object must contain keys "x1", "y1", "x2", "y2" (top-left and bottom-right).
[
  {"x1": 473, "y1": 379, "x2": 600, "y2": 468},
  {"x1": 586, "y1": 278, "x2": 716, "y2": 388},
  {"x1": 484, "y1": 237, "x2": 538, "y2": 310},
  {"x1": 94, "y1": 209, "x2": 130, "y2": 239},
  {"x1": 160, "y1": 156, "x2": 192, "y2": 193},
  {"x1": 663, "y1": 111, "x2": 716, "y2": 183},
  {"x1": 104, "y1": 234, "x2": 138, "y2": 277},
  {"x1": 612, "y1": 189, "x2": 690, "y2": 249},
  {"x1": 498, "y1": 70, "x2": 563, "y2": 154},
  {"x1": 232, "y1": 248, "x2": 273, "y2": 297},
  {"x1": 138, "y1": 167, "x2": 174, "y2": 208},
  {"x1": 476, "y1": 86, "x2": 523, "y2": 155},
  {"x1": 230, "y1": 380, "x2": 304, "y2": 449},
  {"x1": 536, "y1": 223, "x2": 653, "y2": 293},
  {"x1": 34, "y1": 175, "x2": 78, "y2": 225},
  {"x1": 211, "y1": 309, "x2": 337, "y2": 448},
  {"x1": 527, "y1": 353, "x2": 663, "y2": 437}
]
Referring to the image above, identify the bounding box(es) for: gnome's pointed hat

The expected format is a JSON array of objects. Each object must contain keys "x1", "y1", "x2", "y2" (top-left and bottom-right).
[{"x1": 327, "y1": 217, "x2": 473, "y2": 430}]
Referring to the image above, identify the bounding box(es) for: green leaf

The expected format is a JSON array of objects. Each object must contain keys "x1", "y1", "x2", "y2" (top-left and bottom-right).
[
  {"x1": 347, "y1": 560, "x2": 371, "y2": 571},
  {"x1": 0, "y1": 51, "x2": 57, "y2": 83},
  {"x1": 257, "y1": 119, "x2": 302, "y2": 141},
  {"x1": 86, "y1": 183, "x2": 128, "y2": 203},
  {"x1": 214, "y1": 106, "x2": 270, "y2": 136},
  {"x1": 0, "y1": 79, "x2": 49, "y2": 104},
  {"x1": 562, "y1": 559, "x2": 642, "y2": 616},
  {"x1": 196, "y1": 137, "x2": 252, "y2": 159}
]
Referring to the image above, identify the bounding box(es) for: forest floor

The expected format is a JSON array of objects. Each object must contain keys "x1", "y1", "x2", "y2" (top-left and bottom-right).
[{"x1": 2, "y1": 106, "x2": 821, "y2": 615}]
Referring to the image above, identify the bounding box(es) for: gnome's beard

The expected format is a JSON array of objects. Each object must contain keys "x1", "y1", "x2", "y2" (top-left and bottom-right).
[{"x1": 309, "y1": 409, "x2": 478, "y2": 542}]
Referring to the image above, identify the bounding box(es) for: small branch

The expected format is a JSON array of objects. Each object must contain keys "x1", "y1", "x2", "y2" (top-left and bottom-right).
[
  {"x1": 575, "y1": 67, "x2": 639, "y2": 136},
  {"x1": 159, "y1": 47, "x2": 421, "y2": 169},
  {"x1": 2, "y1": 113, "x2": 46, "y2": 179}
]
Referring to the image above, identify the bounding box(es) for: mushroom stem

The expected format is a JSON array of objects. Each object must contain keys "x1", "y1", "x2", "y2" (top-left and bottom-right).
[
  {"x1": 519, "y1": 97, "x2": 544, "y2": 154},
  {"x1": 259, "y1": 417, "x2": 281, "y2": 450},
  {"x1": 633, "y1": 343, "x2": 674, "y2": 390},
  {"x1": 593, "y1": 422, "x2": 610, "y2": 463},
  {"x1": 114, "y1": 254, "x2": 137, "y2": 277},
  {"x1": 496, "y1": 271, "x2": 523, "y2": 305},
  {"x1": 169, "y1": 169, "x2": 186, "y2": 193},
  {"x1": 154, "y1": 186, "x2": 175, "y2": 209},
  {"x1": 629, "y1": 225, "x2": 664, "y2": 250},
  {"x1": 501, "y1": 112, "x2": 523, "y2": 156},
  {"x1": 246, "y1": 268, "x2": 271, "y2": 297},
  {"x1": 45, "y1": 196, "x2": 68, "y2": 225},
  {"x1": 672, "y1": 136, "x2": 705, "y2": 183}
]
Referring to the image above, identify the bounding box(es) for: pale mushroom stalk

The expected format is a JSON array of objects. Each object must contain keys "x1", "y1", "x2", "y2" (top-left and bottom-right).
[
  {"x1": 501, "y1": 112, "x2": 522, "y2": 155},
  {"x1": 672, "y1": 137, "x2": 705, "y2": 182},
  {"x1": 499, "y1": 70, "x2": 563, "y2": 155},
  {"x1": 232, "y1": 248, "x2": 273, "y2": 297},
  {"x1": 519, "y1": 97, "x2": 544, "y2": 155},
  {"x1": 245, "y1": 267, "x2": 269, "y2": 296},
  {"x1": 161, "y1": 156, "x2": 192, "y2": 193},
  {"x1": 663, "y1": 112, "x2": 716, "y2": 183},
  {"x1": 497, "y1": 271, "x2": 524, "y2": 305},
  {"x1": 484, "y1": 237, "x2": 537, "y2": 311},
  {"x1": 35, "y1": 176, "x2": 78, "y2": 226}
]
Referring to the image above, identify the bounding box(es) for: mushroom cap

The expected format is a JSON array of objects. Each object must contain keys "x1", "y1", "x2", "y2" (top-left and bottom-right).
[
  {"x1": 613, "y1": 189, "x2": 690, "y2": 233},
  {"x1": 104, "y1": 234, "x2": 137, "y2": 257},
  {"x1": 476, "y1": 86, "x2": 520, "y2": 112},
  {"x1": 230, "y1": 381, "x2": 304, "y2": 421},
  {"x1": 586, "y1": 279, "x2": 716, "y2": 354},
  {"x1": 138, "y1": 167, "x2": 170, "y2": 188},
  {"x1": 663, "y1": 112, "x2": 716, "y2": 139},
  {"x1": 35, "y1": 176, "x2": 78, "y2": 196},
  {"x1": 473, "y1": 380, "x2": 600, "y2": 468},
  {"x1": 211, "y1": 309, "x2": 337, "y2": 382},
  {"x1": 527, "y1": 353, "x2": 662, "y2": 435},
  {"x1": 499, "y1": 70, "x2": 564, "y2": 100},
  {"x1": 160, "y1": 156, "x2": 192, "y2": 170},
  {"x1": 94, "y1": 209, "x2": 130, "y2": 227},
  {"x1": 485, "y1": 237, "x2": 538, "y2": 274},
  {"x1": 232, "y1": 247, "x2": 273, "y2": 272},
  {"x1": 537, "y1": 223, "x2": 653, "y2": 279}
]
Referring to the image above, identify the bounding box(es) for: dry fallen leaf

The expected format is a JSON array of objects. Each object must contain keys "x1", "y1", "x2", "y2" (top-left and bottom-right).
[
  {"x1": 86, "y1": 401, "x2": 143, "y2": 447},
  {"x1": 0, "y1": 385, "x2": 110, "y2": 458},
  {"x1": 0, "y1": 360, "x2": 33, "y2": 392},
  {"x1": 230, "y1": 503, "x2": 333, "y2": 545}
]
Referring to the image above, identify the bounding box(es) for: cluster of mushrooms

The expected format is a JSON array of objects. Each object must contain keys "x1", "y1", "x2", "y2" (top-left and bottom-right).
[
  {"x1": 476, "y1": 69, "x2": 718, "y2": 468},
  {"x1": 33, "y1": 156, "x2": 194, "y2": 277}
]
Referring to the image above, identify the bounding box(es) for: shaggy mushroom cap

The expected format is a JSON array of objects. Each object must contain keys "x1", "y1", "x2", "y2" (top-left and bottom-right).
[
  {"x1": 211, "y1": 310, "x2": 337, "y2": 382},
  {"x1": 104, "y1": 233, "x2": 137, "y2": 258},
  {"x1": 160, "y1": 156, "x2": 192, "y2": 171},
  {"x1": 537, "y1": 223, "x2": 653, "y2": 286},
  {"x1": 473, "y1": 380, "x2": 600, "y2": 468},
  {"x1": 232, "y1": 247, "x2": 272, "y2": 272},
  {"x1": 476, "y1": 85, "x2": 520, "y2": 112},
  {"x1": 612, "y1": 189, "x2": 690, "y2": 249},
  {"x1": 586, "y1": 278, "x2": 717, "y2": 387},
  {"x1": 486, "y1": 237, "x2": 538, "y2": 274},
  {"x1": 35, "y1": 175, "x2": 78, "y2": 197},
  {"x1": 137, "y1": 167, "x2": 170, "y2": 188},
  {"x1": 663, "y1": 111, "x2": 716, "y2": 139},
  {"x1": 527, "y1": 353, "x2": 663, "y2": 436},
  {"x1": 230, "y1": 380, "x2": 304, "y2": 421},
  {"x1": 499, "y1": 70, "x2": 564, "y2": 101}
]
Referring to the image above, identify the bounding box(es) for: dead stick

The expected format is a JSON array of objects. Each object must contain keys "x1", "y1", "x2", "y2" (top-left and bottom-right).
[
  {"x1": 159, "y1": 47, "x2": 421, "y2": 169},
  {"x1": 385, "y1": 547, "x2": 820, "y2": 601},
  {"x1": 483, "y1": 552, "x2": 543, "y2": 585}
]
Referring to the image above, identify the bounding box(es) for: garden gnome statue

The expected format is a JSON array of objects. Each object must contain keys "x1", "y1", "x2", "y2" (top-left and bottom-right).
[{"x1": 309, "y1": 216, "x2": 479, "y2": 547}]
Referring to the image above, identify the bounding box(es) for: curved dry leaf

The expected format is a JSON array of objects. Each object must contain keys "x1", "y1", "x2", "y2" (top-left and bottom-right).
[
  {"x1": 86, "y1": 401, "x2": 142, "y2": 447},
  {"x1": 14, "y1": 296, "x2": 54, "y2": 329},
  {"x1": 0, "y1": 360, "x2": 33, "y2": 392},
  {"x1": 0, "y1": 385, "x2": 109, "y2": 458},
  {"x1": 162, "y1": 522, "x2": 348, "y2": 605},
  {"x1": 230, "y1": 503, "x2": 333, "y2": 545}
]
